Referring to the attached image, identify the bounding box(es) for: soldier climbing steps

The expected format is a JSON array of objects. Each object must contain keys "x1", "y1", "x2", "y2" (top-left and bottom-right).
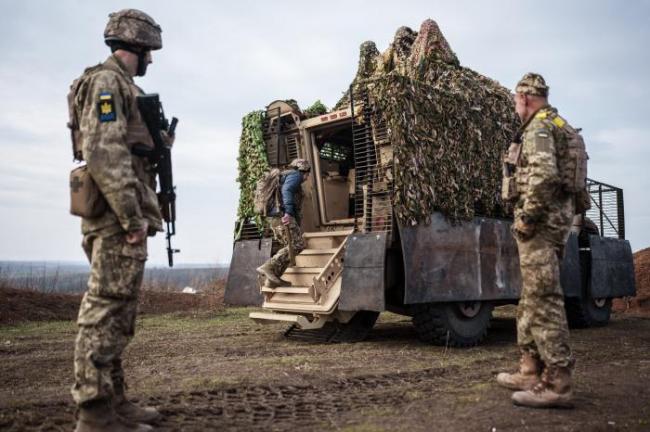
[{"x1": 250, "y1": 229, "x2": 353, "y2": 327}]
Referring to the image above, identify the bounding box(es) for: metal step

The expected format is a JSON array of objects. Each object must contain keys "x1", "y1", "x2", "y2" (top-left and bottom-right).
[
  {"x1": 269, "y1": 292, "x2": 317, "y2": 304},
  {"x1": 249, "y1": 312, "x2": 327, "y2": 330},
  {"x1": 295, "y1": 249, "x2": 336, "y2": 267},
  {"x1": 303, "y1": 230, "x2": 353, "y2": 238},
  {"x1": 305, "y1": 236, "x2": 338, "y2": 249},
  {"x1": 281, "y1": 270, "x2": 320, "y2": 287},
  {"x1": 261, "y1": 286, "x2": 311, "y2": 294},
  {"x1": 299, "y1": 248, "x2": 338, "y2": 254},
  {"x1": 284, "y1": 267, "x2": 322, "y2": 274}
]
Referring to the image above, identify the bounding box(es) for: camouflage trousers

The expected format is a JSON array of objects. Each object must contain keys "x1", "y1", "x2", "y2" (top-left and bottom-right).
[
  {"x1": 267, "y1": 217, "x2": 305, "y2": 276},
  {"x1": 71, "y1": 232, "x2": 147, "y2": 406},
  {"x1": 516, "y1": 233, "x2": 573, "y2": 368}
]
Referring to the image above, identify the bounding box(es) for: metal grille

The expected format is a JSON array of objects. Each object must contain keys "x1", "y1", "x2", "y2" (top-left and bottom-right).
[
  {"x1": 264, "y1": 108, "x2": 300, "y2": 167},
  {"x1": 351, "y1": 88, "x2": 393, "y2": 235},
  {"x1": 235, "y1": 219, "x2": 268, "y2": 240},
  {"x1": 286, "y1": 133, "x2": 299, "y2": 161},
  {"x1": 586, "y1": 178, "x2": 625, "y2": 239}
]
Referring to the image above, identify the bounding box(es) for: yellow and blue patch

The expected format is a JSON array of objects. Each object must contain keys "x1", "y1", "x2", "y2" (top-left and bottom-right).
[{"x1": 97, "y1": 92, "x2": 116, "y2": 122}]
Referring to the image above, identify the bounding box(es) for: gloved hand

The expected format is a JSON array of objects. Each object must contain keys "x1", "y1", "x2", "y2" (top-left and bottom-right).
[
  {"x1": 281, "y1": 213, "x2": 293, "y2": 226},
  {"x1": 126, "y1": 221, "x2": 149, "y2": 245},
  {"x1": 161, "y1": 130, "x2": 175, "y2": 148},
  {"x1": 513, "y1": 215, "x2": 535, "y2": 241}
]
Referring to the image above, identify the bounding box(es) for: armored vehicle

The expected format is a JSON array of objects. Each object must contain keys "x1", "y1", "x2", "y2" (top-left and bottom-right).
[{"x1": 225, "y1": 96, "x2": 636, "y2": 346}]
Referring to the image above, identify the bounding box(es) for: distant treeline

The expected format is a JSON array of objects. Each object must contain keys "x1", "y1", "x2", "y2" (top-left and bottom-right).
[{"x1": 0, "y1": 261, "x2": 228, "y2": 294}]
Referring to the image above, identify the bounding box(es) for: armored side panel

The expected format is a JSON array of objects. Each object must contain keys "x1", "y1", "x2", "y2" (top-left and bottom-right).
[
  {"x1": 399, "y1": 213, "x2": 521, "y2": 303},
  {"x1": 224, "y1": 238, "x2": 273, "y2": 306},
  {"x1": 559, "y1": 234, "x2": 582, "y2": 297},
  {"x1": 339, "y1": 232, "x2": 387, "y2": 312},
  {"x1": 589, "y1": 235, "x2": 636, "y2": 298}
]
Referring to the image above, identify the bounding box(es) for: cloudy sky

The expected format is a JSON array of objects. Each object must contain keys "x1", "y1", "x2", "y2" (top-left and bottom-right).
[{"x1": 0, "y1": 0, "x2": 648, "y2": 266}]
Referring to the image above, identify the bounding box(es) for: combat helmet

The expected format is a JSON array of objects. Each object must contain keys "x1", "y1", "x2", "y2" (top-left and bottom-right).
[
  {"x1": 289, "y1": 158, "x2": 311, "y2": 173},
  {"x1": 104, "y1": 9, "x2": 162, "y2": 51},
  {"x1": 516, "y1": 73, "x2": 549, "y2": 97}
]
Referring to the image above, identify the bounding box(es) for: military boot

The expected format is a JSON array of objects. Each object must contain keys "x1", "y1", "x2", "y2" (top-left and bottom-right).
[
  {"x1": 75, "y1": 399, "x2": 153, "y2": 432},
  {"x1": 114, "y1": 380, "x2": 161, "y2": 424},
  {"x1": 512, "y1": 366, "x2": 573, "y2": 408},
  {"x1": 256, "y1": 262, "x2": 283, "y2": 285},
  {"x1": 496, "y1": 352, "x2": 542, "y2": 391}
]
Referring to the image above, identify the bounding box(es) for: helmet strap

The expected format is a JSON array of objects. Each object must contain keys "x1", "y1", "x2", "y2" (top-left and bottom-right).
[
  {"x1": 108, "y1": 41, "x2": 147, "y2": 76},
  {"x1": 136, "y1": 51, "x2": 147, "y2": 76}
]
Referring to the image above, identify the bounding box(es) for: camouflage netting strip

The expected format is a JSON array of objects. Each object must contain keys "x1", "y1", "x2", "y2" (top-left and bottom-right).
[
  {"x1": 367, "y1": 61, "x2": 519, "y2": 225},
  {"x1": 235, "y1": 110, "x2": 268, "y2": 237}
]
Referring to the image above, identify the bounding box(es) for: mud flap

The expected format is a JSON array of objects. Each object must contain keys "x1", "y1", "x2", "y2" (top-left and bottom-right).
[
  {"x1": 339, "y1": 232, "x2": 387, "y2": 312},
  {"x1": 588, "y1": 235, "x2": 635, "y2": 298},
  {"x1": 399, "y1": 213, "x2": 521, "y2": 304},
  {"x1": 224, "y1": 239, "x2": 273, "y2": 306},
  {"x1": 559, "y1": 234, "x2": 581, "y2": 297}
]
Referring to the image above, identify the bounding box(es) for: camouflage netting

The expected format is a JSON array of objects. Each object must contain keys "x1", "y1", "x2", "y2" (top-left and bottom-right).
[
  {"x1": 234, "y1": 19, "x2": 519, "y2": 232},
  {"x1": 235, "y1": 110, "x2": 268, "y2": 237},
  {"x1": 303, "y1": 100, "x2": 328, "y2": 118},
  {"x1": 339, "y1": 19, "x2": 519, "y2": 225}
]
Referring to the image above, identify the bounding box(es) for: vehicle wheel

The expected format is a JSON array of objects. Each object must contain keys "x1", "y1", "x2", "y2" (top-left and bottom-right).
[
  {"x1": 411, "y1": 301, "x2": 494, "y2": 347},
  {"x1": 284, "y1": 310, "x2": 379, "y2": 343},
  {"x1": 330, "y1": 310, "x2": 380, "y2": 343},
  {"x1": 565, "y1": 295, "x2": 612, "y2": 328},
  {"x1": 565, "y1": 219, "x2": 612, "y2": 328}
]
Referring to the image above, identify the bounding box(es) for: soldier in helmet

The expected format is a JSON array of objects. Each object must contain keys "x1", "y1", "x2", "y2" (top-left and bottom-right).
[
  {"x1": 497, "y1": 73, "x2": 580, "y2": 408},
  {"x1": 256, "y1": 158, "x2": 311, "y2": 286},
  {"x1": 67, "y1": 9, "x2": 171, "y2": 431}
]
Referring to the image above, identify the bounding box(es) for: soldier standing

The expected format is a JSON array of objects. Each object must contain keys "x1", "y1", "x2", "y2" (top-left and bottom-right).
[
  {"x1": 256, "y1": 158, "x2": 311, "y2": 286},
  {"x1": 68, "y1": 9, "x2": 171, "y2": 431},
  {"x1": 497, "y1": 73, "x2": 582, "y2": 408}
]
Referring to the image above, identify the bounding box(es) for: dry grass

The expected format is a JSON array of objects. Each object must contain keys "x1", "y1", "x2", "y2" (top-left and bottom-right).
[{"x1": 0, "y1": 276, "x2": 226, "y2": 325}]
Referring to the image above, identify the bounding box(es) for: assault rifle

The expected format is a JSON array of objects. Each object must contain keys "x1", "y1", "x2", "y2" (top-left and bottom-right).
[{"x1": 136, "y1": 93, "x2": 180, "y2": 267}]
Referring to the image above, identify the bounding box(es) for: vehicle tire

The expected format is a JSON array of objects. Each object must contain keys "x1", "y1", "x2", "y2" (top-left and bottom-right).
[
  {"x1": 284, "y1": 310, "x2": 379, "y2": 343},
  {"x1": 330, "y1": 310, "x2": 380, "y2": 343},
  {"x1": 411, "y1": 301, "x2": 494, "y2": 347},
  {"x1": 565, "y1": 295, "x2": 612, "y2": 328},
  {"x1": 565, "y1": 219, "x2": 612, "y2": 328}
]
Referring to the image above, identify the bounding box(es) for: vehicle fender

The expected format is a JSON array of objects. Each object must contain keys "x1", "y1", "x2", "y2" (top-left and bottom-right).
[
  {"x1": 339, "y1": 232, "x2": 387, "y2": 312},
  {"x1": 398, "y1": 212, "x2": 521, "y2": 304},
  {"x1": 224, "y1": 238, "x2": 273, "y2": 306},
  {"x1": 588, "y1": 235, "x2": 636, "y2": 298},
  {"x1": 560, "y1": 234, "x2": 582, "y2": 297}
]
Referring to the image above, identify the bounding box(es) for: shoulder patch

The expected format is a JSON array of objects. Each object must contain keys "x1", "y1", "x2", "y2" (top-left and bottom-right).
[
  {"x1": 533, "y1": 129, "x2": 553, "y2": 153},
  {"x1": 97, "y1": 92, "x2": 116, "y2": 122},
  {"x1": 552, "y1": 116, "x2": 566, "y2": 128},
  {"x1": 535, "y1": 111, "x2": 548, "y2": 120}
]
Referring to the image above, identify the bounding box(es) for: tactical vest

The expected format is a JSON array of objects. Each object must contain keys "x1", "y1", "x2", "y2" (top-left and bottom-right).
[
  {"x1": 67, "y1": 60, "x2": 154, "y2": 161},
  {"x1": 534, "y1": 110, "x2": 588, "y2": 195},
  {"x1": 67, "y1": 58, "x2": 157, "y2": 220},
  {"x1": 253, "y1": 168, "x2": 282, "y2": 216},
  {"x1": 536, "y1": 110, "x2": 591, "y2": 213},
  {"x1": 502, "y1": 109, "x2": 590, "y2": 213}
]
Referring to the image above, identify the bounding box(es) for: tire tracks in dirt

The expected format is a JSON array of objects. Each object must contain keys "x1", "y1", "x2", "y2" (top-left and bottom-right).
[{"x1": 0, "y1": 365, "x2": 472, "y2": 431}]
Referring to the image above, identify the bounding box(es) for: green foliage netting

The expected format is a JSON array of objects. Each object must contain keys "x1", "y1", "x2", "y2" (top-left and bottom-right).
[
  {"x1": 368, "y1": 60, "x2": 519, "y2": 225},
  {"x1": 235, "y1": 110, "x2": 268, "y2": 237}
]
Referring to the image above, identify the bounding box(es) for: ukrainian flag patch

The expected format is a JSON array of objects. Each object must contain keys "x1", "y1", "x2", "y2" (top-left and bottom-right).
[{"x1": 97, "y1": 92, "x2": 116, "y2": 122}]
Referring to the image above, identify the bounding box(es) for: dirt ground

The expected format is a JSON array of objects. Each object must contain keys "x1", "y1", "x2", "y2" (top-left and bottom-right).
[
  {"x1": 0, "y1": 283, "x2": 224, "y2": 325},
  {"x1": 613, "y1": 247, "x2": 650, "y2": 316},
  {"x1": 0, "y1": 306, "x2": 648, "y2": 432}
]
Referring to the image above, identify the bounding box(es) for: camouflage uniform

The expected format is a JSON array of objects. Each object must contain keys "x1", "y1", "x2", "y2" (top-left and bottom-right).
[
  {"x1": 268, "y1": 169, "x2": 306, "y2": 276},
  {"x1": 257, "y1": 159, "x2": 310, "y2": 284},
  {"x1": 69, "y1": 36, "x2": 162, "y2": 406},
  {"x1": 269, "y1": 213, "x2": 306, "y2": 277},
  {"x1": 511, "y1": 75, "x2": 575, "y2": 369}
]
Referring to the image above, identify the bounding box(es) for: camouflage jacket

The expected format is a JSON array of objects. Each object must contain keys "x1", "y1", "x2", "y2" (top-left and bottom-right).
[
  {"x1": 71, "y1": 55, "x2": 163, "y2": 236},
  {"x1": 514, "y1": 105, "x2": 573, "y2": 224}
]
